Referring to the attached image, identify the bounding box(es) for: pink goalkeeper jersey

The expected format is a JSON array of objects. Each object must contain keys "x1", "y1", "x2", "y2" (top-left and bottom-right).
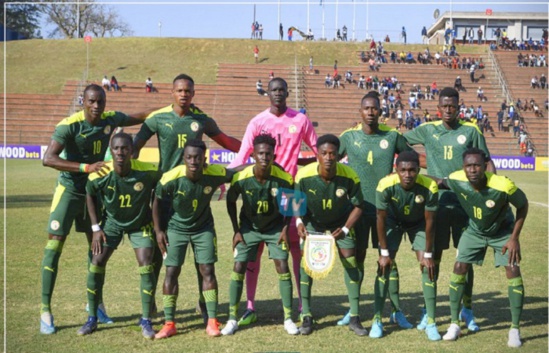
[{"x1": 228, "y1": 107, "x2": 318, "y2": 177}]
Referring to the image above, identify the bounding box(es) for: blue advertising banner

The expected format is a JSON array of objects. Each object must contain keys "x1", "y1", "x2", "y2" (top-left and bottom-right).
[
  {"x1": 491, "y1": 156, "x2": 535, "y2": 171},
  {"x1": 0, "y1": 145, "x2": 42, "y2": 159}
]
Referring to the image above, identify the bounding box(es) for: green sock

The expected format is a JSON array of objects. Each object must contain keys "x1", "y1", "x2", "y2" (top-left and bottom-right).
[
  {"x1": 228, "y1": 271, "x2": 245, "y2": 320},
  {"x1": 278, "y1": 272, "x2": 293, "y2": 320},
  {"x1": 203, "y1": 289, "x2": 218, "y2": 319},
  {"x1": 508, "y1": 277, "x2": 524, "y2": 329},
  {"x1": 87, "y1": 264, "x2": 106, "y2": 317},
  {"x1": 341, "y1": 256, "x2": 360, "y2": 316},
  {"x1": 462, "y1": 266, "x2": 474, "y2": 310},
  {"x1": 41, "y1": 240, "x2": 64, "y2": 314},
  {"x1": 299, "y1": 263, "x2": 313, "y2": 316},
  {"x1": 388, "y1": 261, "x2": 401, "y2": 312},
  {"x1": 195, "y1": 262, "x2": 205, "y2": 304},
  {"x1": 449, "y1": 273, "x2": 466, "y2": 323},
  {"x1": 421, "y1": 267, "x2": 437, "y2": 324},
  {"x1": 373, "y1": 268, "x2": 390, "y2": 320},
  {"x1": 163, "y1": 295, "x2": 177, "y2": 322},
  {"x1": 139, "y1": 265, "x2": 155, "y2": 318}
]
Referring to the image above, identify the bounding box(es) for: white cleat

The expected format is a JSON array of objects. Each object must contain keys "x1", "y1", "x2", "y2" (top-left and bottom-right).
[
  {"x1": 508, "y1": 328, "x2": 522, "y2": 348},
  {"x1": 443, "y1": 323, "x2": 462, "y2": 341},
  {"x1": 284, "y1": 319, "x2": 300, "y2": 335},
  {"x1": 221, "y1": 319, "x2": 238, "y2": 336}
]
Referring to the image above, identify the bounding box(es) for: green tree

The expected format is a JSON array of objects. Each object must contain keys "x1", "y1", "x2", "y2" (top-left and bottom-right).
[{"x1": 1, "y1": 2, "x2": 42, "y2": 39}]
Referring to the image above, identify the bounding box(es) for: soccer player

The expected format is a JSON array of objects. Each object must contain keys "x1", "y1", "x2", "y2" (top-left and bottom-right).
[
  {"x1": 404, "y1": 87, "x2": 495, "y2": 332},
  {"x1": 40, "y1": 84, "x2": 156, "y2": 334},
  {"x1": 77, "y1": 133, "x2": 161, "y2": 339},
  {"x1": 133, "y1": 73, "x2": 241, "y2": 321},
  {"x1": 221, "y1": 134, "x2": 299, "y2": 336},
  {"x1": 153, "y1": 139, "x2": 235, "y2": 339},
  {"x1": 438, "y1": 148, "x2": 528, "y2": 348},
  {"x1": 227, "y1": 77, "x2": 318, "y2": 326},
  {"x1": 295, "y1": 134, "x2": 367, "y2": 336},
  {"x1": 338, "y1": 91, "x2": 414, "y2": 328},
  {"x1": 371, "y1": 150, "x2": 440, "y2": 340}
]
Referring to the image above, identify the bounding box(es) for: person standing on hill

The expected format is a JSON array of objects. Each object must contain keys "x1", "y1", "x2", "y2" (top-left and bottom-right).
[
  {"x1": 279, "y1": 23, "x2": 283, "y2": 40},
  {"x1": 254, "y1": 45, "x2": 259, "y2": 64}
]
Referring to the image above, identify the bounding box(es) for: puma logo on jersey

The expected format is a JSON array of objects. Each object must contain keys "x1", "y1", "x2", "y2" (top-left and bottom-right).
[
  {"x1": 460, "y1": 193, "x2": 468, "y2": 200},
  {"x1": 87, "y1": 288, "x2": 97, "y2": 295},
  {"x1": 177, "y1": 190, "x2": 186, "y2": 196},
  {"x1": 354, "y1": 141, "x2": 362, "y2": 147},
  {"x1": 245, "y1": 190, "x2": 253, "y2": 196},
  {"x1": 107, "y1": 186, "x2": 115, "y2": 191},
  {"x1": 449, "y1": 284, "x2": 459, "y2": 291},
  {"x1": 391, "y1": 196, "x2": 399, "y2": 202},
  {"x1": 142, "y1": 289, "x2": 154, "y2": 296},
  {"x1": 424, "y1": 282, "x2": 435, "y2": 287},
  {"x1": 432, "y1": 134, "x2": 440, "y2": 140},
  {"x1": 165, "y1": 123, "x2": 174, "y2": 130},
  {"x1": 43, "y1": 266, "x2": 55, "y2": 273},
  {"x1": 308, "y1": 189, "x2": 317, "y2": 195},
  {"x1": 79, "y1": 133, "x2": 87, "y2": 138}
]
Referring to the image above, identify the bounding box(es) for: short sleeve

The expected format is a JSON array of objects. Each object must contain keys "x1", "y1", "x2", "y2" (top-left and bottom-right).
[
  {"x1": 404, "y1": 126, "x2": 425, "y2": 146},
  {"x1": 204, "y1": 116, "x2": 222, "y2": 138},
  {"x1": 136, "y1": 116, "x2": 157, "y2": 142}
]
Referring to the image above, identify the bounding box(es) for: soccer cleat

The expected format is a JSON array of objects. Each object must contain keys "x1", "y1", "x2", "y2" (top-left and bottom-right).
[
  {"x1": 139, "y1": 318, "x2": 155, "y2": 340},
  {"x1": 442, "y1": 323, "x2": 461, "y2": 341},
  {"x1": 237, "y1": 309, "x2": 257, "y2": 326},
  {"x1": 300, "y1": 315, "x2": 313, "y2": 335},
  {"x1": 284, "y1": 318, "x2": 300, "y2": 335},
  {"x1": 77, "y1": 316, "x2": 98, "y2": 336},
  {"x1": 206, "y1": 318, "x2": 221, "y2": 337},
  {"x1": 369, "y1": 319, "x2": 383, "y2": 338},
  {"x1": 337, "y1": 310, "x2": 351, "y2": 326},
  {"x1": 155, "y1": 321, "x2": 177, "y2": 339},
  {"x1": 417, "y1": 308, "x2": 428, "y2": 331},
  {"x1": 40, "y1": 312, "x2": 56, "y2": 335},
  {"x1": 349, "y1": 316, "x2": 368, "y2": 336},
  {"x1": 221, "y1": 320, "x2": 238, "y2": 336},
  {"x1": 196, "y1": 301, "x2": 208, "y2": 325},
  {"x1": 86, "y1": 303, "x2": 114, "y2": 324},
  {"x1": 390, "y1": 310, "x2": 413, "y2": 329},
  {"x1": 460, "y1": 307, "x2": 480, "y2": 332},
  {"x1": 425, "y1": 323, "x2": 442, "y2": 341},
  {"x1": 508, "y1": 328, "x2": 522, "y2": 348}
]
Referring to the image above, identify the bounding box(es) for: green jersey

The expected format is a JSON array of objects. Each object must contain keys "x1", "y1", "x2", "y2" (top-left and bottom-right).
[
  {"x1": 339, "y1": 123, "x2": 411, "y2": 215},
  {"x1": 376, "y1": 174, "x2": 438, "y2": 227},
  {"x1": 136, "y1": 105, "x2": 222, "y2": 172},
  {"x1": 295, "y1": 162, "x2": 363, "y2": 232},
  {"x1": 227, "y1": 165, "x2": 293, "y2": 233},
  {"x1": 404, "y1": 120, "x2": 490, "y2": 178},
  {"x1": 86, "y1": 160, "x2": 160, "y2": 232},
  {"x1": 155, "y1": 164, "x2": 234, "y2": 233},
  {"x1": 52, "y1": 110, "x2": 131, "y2": 193},
  {"x1": 447, "y1": 171, "x2": 528, "y2": 237}
]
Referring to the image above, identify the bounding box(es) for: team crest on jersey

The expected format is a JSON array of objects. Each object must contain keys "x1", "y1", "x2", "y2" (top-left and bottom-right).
[
  {"x1": 103, "y1": 125, "x2": 111, "y2": 135},
  {"x1": 271, "y1": 188, "x2": 279, "y2": 197},
  {"x1": 50, "y1": 220, "x2": 60, "y2": 231},
  {"x1": 415, "y1": 195, "x2": 425, "y2": 203},
  {"x1": 457, "y1": 135, "x2": 467, "y2": 144},
  {"x1": 379, "y1": 139, "x2": 389, "y2": 149},
  {"x1": 336, "y1": 188, "x2": 346, "y2": 197},
  {"x1": 288, "y1": 125, "x2": 297, "y2": 134},
  {"x1": 204, "y1": 186, "x2": 213, "y2": 194},
  {"x1": 485, "y1": 200, "x2": 495, "y2": 208},
  {"x1": 191, "y1": 122, "x2": 199, "y2": 132},
  {"x1": 134, "y1": 182, "x2": 144, "y2": 191}
]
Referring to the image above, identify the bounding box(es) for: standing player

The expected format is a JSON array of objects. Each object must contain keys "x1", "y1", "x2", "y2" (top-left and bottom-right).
[
  {"x1": 153, "y1": 139, "x2": 235, "y2": 339},
  {"x1": 404, "y1": 87, "x2": 496, "y2": 332},
  {"x1": 133, "y1": 73, "x2": 241, "y2": 321},
  {"x1": 221, "y1": 134, "x2": 299, "y2": 336},
  {"x1": 77, "y1": 133, "x2": 161, "y2": 339},
  {"x1": 40, "y1": 84, "x2": 156, "y2": 334},
  {"x1": 337, "y1": 91, "x2": 413, "y2": 328},
  {"x1": 438, "y1": 148, "x2": 527, "y2": 348},
  {"x1": 295, "y1": 134, "x2": 367, "y2": 336},
  {"x1": 227, "y1": 77, "x2": 317, "y2": 326},
  {"x1": 371, "y1": 150, "x2": 440, "y2": 340}
]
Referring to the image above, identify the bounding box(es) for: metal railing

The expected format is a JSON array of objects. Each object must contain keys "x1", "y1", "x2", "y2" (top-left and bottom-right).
[{"x1": 69, "y1": 70, "x2": 88, "y2": 115}]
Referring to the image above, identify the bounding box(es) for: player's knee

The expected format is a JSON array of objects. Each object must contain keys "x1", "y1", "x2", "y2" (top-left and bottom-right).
[
  {"x1": 230, "y1": 271, "x2": 245, "y2": 282},
  {"x1": 45, "y1": 239, "x2": 64, "y2": 254},
  {"x1": 453, "y1": 262, "x2": 469, "y2": 275},
  {"x1": 233, "y1": 261, "x2": 247, "y2": 274},
  {"x1": 89, "y1": 264, "x2": 106, "y2": 274}
]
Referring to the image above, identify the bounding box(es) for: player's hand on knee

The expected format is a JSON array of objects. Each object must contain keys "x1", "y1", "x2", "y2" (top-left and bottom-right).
[
  {"x1": 156, "y1": 230, "x2": 168, "y2": 259},
  {"x1": 503, "y1": 238, "x2": 521, "y2": 266},
  {"x1": 232, "y1": 231, "x2": 246, "y2": 249},
  {"x1": 420, "y1": 257, "x2": 435, "y2": 281},
  {"x1": 91, "y1": 230, "x2": 106, "y2": 255},
  {"x1": 278, "y1": 229, "x2": 290, "y2": 250},
  {"x1": 377, "y1": 256, "x2": 392, "y2": 277}
]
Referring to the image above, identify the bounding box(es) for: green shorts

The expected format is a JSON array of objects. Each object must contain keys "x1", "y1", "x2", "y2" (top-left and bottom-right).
[
  {"x1": 164, "y1": 225, "x2": 217, "y2": 267},
  {"x1": 435, "y1": 191, "x2": 468, "y2": 251},
  {"x1": 456, "y1": 224, "x2": 514, "y2": 267},
  {"x1": 302, "y1": 224, "x2": 356, "y2": 250},
  {"x1": 102, "y1": 222, "x2": 155, "y2": 250},
  {"x1": 46, "y1": 183, "x2": 90, "y2": 236},
  {"x1": 234, "y1": 223, "x2": 289, "y2": 262},
  {"x1": 384, "y1": 218, "x2": 432, "y2": 253},
  {"x1": 354, "y1": 214, "x2": 378, "y2": 251}
]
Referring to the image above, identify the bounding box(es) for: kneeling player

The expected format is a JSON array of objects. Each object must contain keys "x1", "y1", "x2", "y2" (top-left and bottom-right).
[
  {"x1": 370, "y1": 150, "x2": 440, "y2": 340},
  {"x1": 78, "y1": 133, "x2": 161, "y2": 339},
  {"x1": 221, "y1": 134, "x2": 299, "y2": 336}
]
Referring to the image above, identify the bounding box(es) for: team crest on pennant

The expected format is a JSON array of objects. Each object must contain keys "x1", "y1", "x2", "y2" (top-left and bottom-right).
[
  {"x1": 191, "y1": 122, "x2": 199, "y2": 132},
  {"x1": 134, "y1": 182, "x2": 144, "y2": 191},
  {"x1": 204, "y1": 186, "x2": 212, "y2": 194},
  {"x1": 303, "y1": 231, "x2": 337, "y2": 280},
  {"x1": 103, "y1": 125, "x2": 111, "y2": 134}
]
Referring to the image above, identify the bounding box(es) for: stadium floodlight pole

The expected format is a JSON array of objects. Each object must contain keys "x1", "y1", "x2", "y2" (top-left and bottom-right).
[
  {"x1": 307, "y1": 0, "x2": 310, "y2": 35},
  {"x1": 76, "y1": 0, "x2": 80, "y2": 38},
  {"x1": 366, "y1": 0, "x2": 369, "y2": 40},
  {"x1": 335, "y1": 0, "x2": 339, "y2": 39},
  {"x1": 352, "y1": 0, "x2": 356, "y2": 41},
  {"x1": 321, "y1": 0, "x2": 325, "y2": 40}
]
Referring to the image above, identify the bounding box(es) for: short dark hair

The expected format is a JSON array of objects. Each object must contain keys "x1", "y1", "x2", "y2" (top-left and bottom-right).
[
  {"x1": 110, "y1": 132, "x2": 133, "y2": 147},
  {"x1": 173, "y1": 73, "x2": 195, "y2": 85},
  {"x1": 462, "y1": 147, "x2": 489, "y2": 162},
  {"x1": 83, "y1": 84, "x2": 105, "y2": 97},
  {"x1": 184, "y1": 139, "x2": 206, "y2": 153},
  {"x1": 439, "y1": 87, "x2": 459, "y2": 101},
  {"x1": 361, "y1": 91, "x2": 381, "y2": 108},
  {"x1": 316, "y1": 134, "x2": 340, "y2": 150},
  {"x1": 253, "y1": 133, "x2": 276, "y2": 150},
  {"x1": 268, "y1": 77, "x2": 288, "y2": 90},
  {"x1": 395, "y1": 150, "x2": 420, "y2": 166}
]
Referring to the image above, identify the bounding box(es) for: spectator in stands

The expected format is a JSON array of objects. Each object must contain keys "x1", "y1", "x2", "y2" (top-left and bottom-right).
[
  {"x1": 110, "y1": 76, "x2": 120, "y2": 92},
  {"x1": 77, "y1": 93, "x2": 84, "y2": 106},
  {"x1": 454, "y1": 76, "x2": 464, "y2": 92},
  {"x1": 469, "y1": 64, "x2": 476, "y2": 83},
  {"x1": 385, "y1": 34, "x2": 391, "y2": 42},
  {"x1": 431, "y1": 81, "x2": 439, "y2": 96},
  {"x1": 101, "y1": 75, "x2": 111, "y2": 91},
  {"x1": 396, "y1": 108, "x2": 403, "y2": 129},
  {"x1": 325, "y1": 74, "x2": 332, "y2": 88},
  {"x1": 409, "y1": 93, "x2": 418, "y2": 110},
  {"x1": 477, "y1": 27, "x2": 483, "y2": 45},
  {"x1": 361, "y1": 51, "x2": 367, "y2": 63},
  {"x1": 497, "y1": 109, "x2": 504, "y2": 131},
  {"x1": 145, "y1": 77, "x2": 153, "y2": 93},
  {"x1": 434, "y1": 52, "x2": 441, "y2": 65},
  {"x1": 401, "y1": 26, "x2": 407, "y2": 44},
  {"x1": 333, "y1": 74, "x2": 342, "y2": 89},
  {"x1": 476, "y1": 87, "x2": 486, "y2": 102},
  {"x1": 345, "y1": 70, "x2": 353, "y2": 84},
  {"x1": 518, "y1": 131, "x2": 528, "y2": 154},
  {"x1": 358, "y1": 75, "x2": 366, "y2": 89},
  {"x1": 422, "y1": 26, "x2": 428, "y2": 44},
  {"x1": 539, "y1": 54, "x2": 546, "y2": 67},
  {"x1": 368, "y1": 57, "x2": 377, "y2": 71},
  {"x1": 533, "y1": 101, "x2": 542, "y2": 117},
  {"x1": 468, "y1": 27, "x2": 474, "y2": 44},
  {"x1": 269, "y1": 71, "x2": 274, "y2": 80},
  {"x1": 405, "y1": 52, "x2": 414, "y2": 64},
  {"x1": 525, "y1": 140, "x2": 534, "y2": 157},
  {"x1": 540, "y1": 74, "x2": 546, "y2": 89},
  {"x1": 545, "y1": 98, "x2": 548, "y2": 111},
  {"x1": 462, "y1": 29, "x2": 468, "y2": 45},
  {"x1": 531, "y1": 76, "x2": 539, "y2": 89},
  {"x1": 256, "y1": 79, "x2": 267, "y2": 96},
  {"x1": 254, "y1": 45, "x2": 259, "y2": 64},
  {"x1": 399, "y1": 50, "x2": 406, "y2": 63}
]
